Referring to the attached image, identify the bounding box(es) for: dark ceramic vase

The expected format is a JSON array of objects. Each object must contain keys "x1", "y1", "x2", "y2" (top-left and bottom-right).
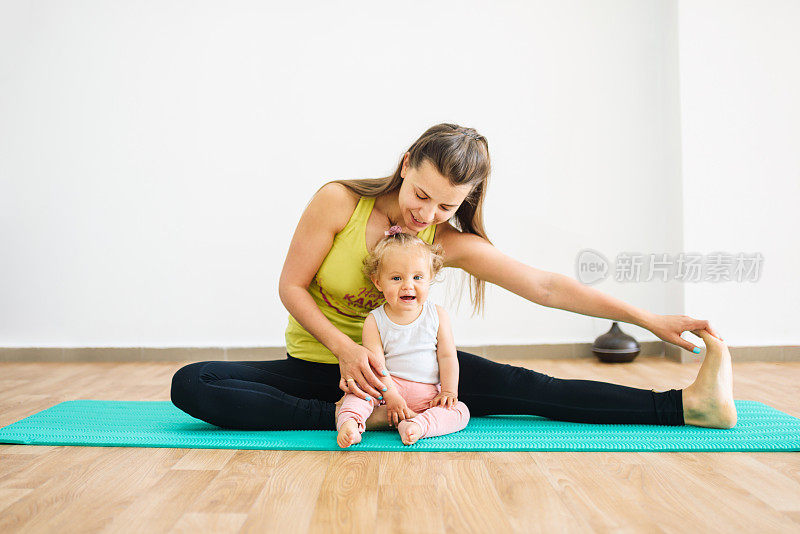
[{"x1": 592, "y1": 322, "x2": 640, "y2": 363}]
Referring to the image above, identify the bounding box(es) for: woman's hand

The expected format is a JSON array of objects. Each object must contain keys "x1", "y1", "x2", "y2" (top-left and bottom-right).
[
  {"x1": 644, "y1": 314, "x2": 723, "y2": 352},
  {"x1": 337, "y1": 342, "x2": 389, "y2": 401},
  {"x1": 384, "y1": 393, "x2": 417, "y2": 427},
  {"x1": 429, "y1": 390, "x2": 458, "y2": 409}
]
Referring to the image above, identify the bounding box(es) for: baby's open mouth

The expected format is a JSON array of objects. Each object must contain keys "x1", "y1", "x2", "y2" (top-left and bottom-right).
[{"x1": 400, "y1": 296, "x2": 416, "y2": 301}]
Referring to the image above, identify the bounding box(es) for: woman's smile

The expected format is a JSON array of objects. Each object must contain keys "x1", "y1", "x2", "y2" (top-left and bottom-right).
[{"x1": 410, "y1": 212, "x2": 428, "y2": 228}]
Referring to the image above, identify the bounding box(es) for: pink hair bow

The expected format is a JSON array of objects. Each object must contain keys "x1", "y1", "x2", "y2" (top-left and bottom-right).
[{"x1": 384, "y1": 225, "x2": 402, "y2": 237}]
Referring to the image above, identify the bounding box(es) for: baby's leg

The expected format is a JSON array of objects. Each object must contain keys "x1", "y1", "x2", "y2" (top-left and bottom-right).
[
  {"x1": 336, "y1": 394, "x2": 376, "y2": 448},
  {"x1": 398, "y1": 402, "x2": 470, "y2": 445}
]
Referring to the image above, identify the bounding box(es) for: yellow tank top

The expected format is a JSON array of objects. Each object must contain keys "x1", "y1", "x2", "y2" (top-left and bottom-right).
[{"x1": 285, "y1": 196, "x2": 438, "y2": 364}]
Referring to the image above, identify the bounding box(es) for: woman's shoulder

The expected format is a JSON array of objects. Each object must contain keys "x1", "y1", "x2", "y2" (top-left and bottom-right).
[
  {"x1": 433, "y1": 221, "x2": 490, "y2": 269},
  {"x1": 311, "y1": 182, "x2": 362, "y2": 234}
]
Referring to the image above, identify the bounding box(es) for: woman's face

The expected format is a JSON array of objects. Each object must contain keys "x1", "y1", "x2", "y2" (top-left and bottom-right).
[{"x1": 399, "y1": 154, "x2": 473, "y2": 231}]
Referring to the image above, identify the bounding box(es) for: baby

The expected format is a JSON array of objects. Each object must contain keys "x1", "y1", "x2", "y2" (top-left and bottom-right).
[{"x1": 336, "y1": 227, "x2": 470, "y2": 447}]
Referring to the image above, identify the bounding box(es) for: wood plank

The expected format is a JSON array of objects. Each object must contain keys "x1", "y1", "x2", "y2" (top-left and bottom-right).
[
  {"x1": 171, "y1": 449, "x2": 237, "y2": 471},
  {"x1": 100, "y1": 468, "x2": 219, "y2": 533},
  {"x1": 0, "y1": 447, "x2": 121, "y2": 531},
  {"x1": 308, "y1": 451, "x2": 379, "y2": 533},
  {"x1": 0, "y1": 446, "x2": 109, "y2": 490},
  {"x1": 0, "y1": 488, "x2": 32, "y2": 515},
  {"x1": 531, "y1": 452, "x2": 656, "y2": 532},
  {"x1": 373, "y1": 451, "x2": 446, "y2": 533},
  {"x1": 485, "y1": 452, "x2": 592, "y2": 532},
  {"x1": 700, "y1": 452, "x2": 800, "y2": 512},
  {"x1": 440, "y1": 455, "x2": 514, "y2": 533},
  {"x1": 242, "y1": 452, "x2": 329, "y2": 534},
  {"x1": 169, "y1": 513, "x2": 248, "y2": 534},
  {"x1": 187, "y1": 450, "x2": 280, "y2": 514},
  {"x1": 646, "y1": 452, "x2": 799, "y2": 531},
  {"x1": 24, "y1": 447, "x2": 187, "y2": 532}
]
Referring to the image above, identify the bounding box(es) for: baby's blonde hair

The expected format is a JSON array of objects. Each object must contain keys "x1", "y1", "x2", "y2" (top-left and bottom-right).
[{"x1": 363, "y1": 233, "x2": 445, "y2": 283}]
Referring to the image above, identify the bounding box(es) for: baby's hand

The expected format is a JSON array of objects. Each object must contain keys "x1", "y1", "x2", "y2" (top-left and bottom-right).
[
  {"x1": 429, "y1": 390, "x2": 458, "y2": 409},
  {"x1": 384, "y1": 394, "x2": 417, "y2": 427}
]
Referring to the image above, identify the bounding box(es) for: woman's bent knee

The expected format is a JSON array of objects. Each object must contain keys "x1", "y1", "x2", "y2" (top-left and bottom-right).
[{"x1": 170, "y1": 361, "x2": 207, "y2": 414}]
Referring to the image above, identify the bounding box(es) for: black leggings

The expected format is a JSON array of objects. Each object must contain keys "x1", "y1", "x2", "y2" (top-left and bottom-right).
[{"x1": 170, "y1": 351, "x2": 684, "y2": 430}]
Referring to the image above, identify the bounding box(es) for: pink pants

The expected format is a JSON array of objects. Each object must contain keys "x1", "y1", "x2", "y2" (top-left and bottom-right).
[{"x1": 336, "y1": 375, "x2": 470, "y2": 439}]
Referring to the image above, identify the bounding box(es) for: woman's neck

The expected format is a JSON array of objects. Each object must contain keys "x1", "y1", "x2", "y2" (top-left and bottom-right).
[{"x1": 374, "y1": 190, "x2": 405, "y2": 229}]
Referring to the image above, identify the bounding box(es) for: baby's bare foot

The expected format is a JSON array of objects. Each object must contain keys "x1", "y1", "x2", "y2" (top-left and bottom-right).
[
  {"x1": 337, "y1": 418, "x2": 362, "y2": 448},
  {"x1": 682, "y1": 329, "x2": 737, "y2": 429},
  {"x1": 397, "y1": 420, "x2": 422, "y2": 445}
]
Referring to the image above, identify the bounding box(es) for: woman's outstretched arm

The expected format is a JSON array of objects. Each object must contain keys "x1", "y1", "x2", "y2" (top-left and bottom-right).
[
  {"x1": 544, "y1": 272, "x2": 722, "y2": 351},
  {"x1": 541, "y1": 272, "x2": 656, "y2": 329},
  {"x1": 437, "y1": 224, "x2": 719, "y2": 352}
]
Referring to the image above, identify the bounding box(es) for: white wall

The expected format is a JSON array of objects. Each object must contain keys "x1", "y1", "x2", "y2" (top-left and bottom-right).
[
  {"x1": 0, "y1": 1, "x2": 794, "y2": 349},
  {"x1": 678, "y1": 0, "x2": 800, "y2": 345}
]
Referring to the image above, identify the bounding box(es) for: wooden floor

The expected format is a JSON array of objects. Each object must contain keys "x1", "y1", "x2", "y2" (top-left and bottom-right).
[{"x1": 1, "y1": 356, "x2": 799, "y2": 533}]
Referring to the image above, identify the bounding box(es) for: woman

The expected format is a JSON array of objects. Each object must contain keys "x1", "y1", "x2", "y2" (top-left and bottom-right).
[{"x1": 171, "y1": 123, "x2": 737, "y2": 431}]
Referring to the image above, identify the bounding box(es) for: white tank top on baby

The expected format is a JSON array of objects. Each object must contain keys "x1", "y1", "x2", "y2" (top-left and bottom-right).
[{"x1": 369, "y1": 300, "x2": 440, "y2": 384}]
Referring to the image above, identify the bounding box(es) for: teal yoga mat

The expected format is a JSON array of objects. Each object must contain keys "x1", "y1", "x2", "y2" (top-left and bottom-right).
[{"x1": 0, "y1": 400, "x2": 798, "y2": 452}]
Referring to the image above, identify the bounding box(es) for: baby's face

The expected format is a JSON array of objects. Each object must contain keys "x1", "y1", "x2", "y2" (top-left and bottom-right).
[{"x1": 372, "y1": 248, "x2": 432, "y2": 311}]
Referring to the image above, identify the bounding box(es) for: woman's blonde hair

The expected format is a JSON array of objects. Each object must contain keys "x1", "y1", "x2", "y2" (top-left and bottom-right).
[
  {"x1": 327, "y1": 123, "x2": 492, "y2": 316},
  {"x1": 362, "y1": 233, "x2": 445, "y2": 284}
]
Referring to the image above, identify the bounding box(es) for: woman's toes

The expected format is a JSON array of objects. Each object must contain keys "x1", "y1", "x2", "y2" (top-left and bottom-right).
[{"x1": 691, "y1": 329, "x2": 725, "y2": 348}]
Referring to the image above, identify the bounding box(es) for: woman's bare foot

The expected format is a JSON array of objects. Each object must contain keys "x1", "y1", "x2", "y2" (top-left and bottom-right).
[
  {"x1": 681, "y1": 329, "x2": 737, "y2": 429},
  {"x1": 397, "y1": 420, "x2": 422, "y2": 445},
  {"x1": 336, "y1": 418, "x2": 362, "y2": 448}
]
